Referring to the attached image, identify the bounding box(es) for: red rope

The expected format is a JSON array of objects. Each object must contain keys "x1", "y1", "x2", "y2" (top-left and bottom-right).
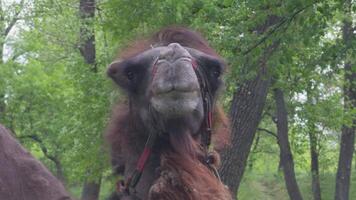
[
  {"x1": 191, "y1": 59, "x2": 198, "y2": 70},
  {"x1": 208, "y1": 111, "x2": 212, "y2": 129},
  {"x1": 136, "y1": 147, "x2": 152, "y2": 172}
]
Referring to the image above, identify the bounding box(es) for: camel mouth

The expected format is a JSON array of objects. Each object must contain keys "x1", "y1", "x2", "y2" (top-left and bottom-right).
[
  {"x1": 150, "y1": 89, "x2": 200, "y2": 104},
  {"x1": 151, "y1": 90, "x2": 200, "y2": 104},
  {"x1": 150, "y1": 90, "x2": 201, "y2": 117},
  {"x1": 153, "y1": 88, "x2": 200, "y2": 96}
]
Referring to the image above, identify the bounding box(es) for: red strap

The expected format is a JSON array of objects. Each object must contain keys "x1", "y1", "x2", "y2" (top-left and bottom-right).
[
  {"x1": 207, "y1": 111, "x2": 212, "y2": 129},
  {"x1": 136, "y1": 147, "x2": 152, "y2": 172},
  {"x1": 151, "y1": 58, "x2": 159, "y2": 78},
  {"x1": 152, "y1": 64, "x2": 158, "y2": 79},
  {"x1": 191, "y1": 59, "x2": 198, "y2": 70}
]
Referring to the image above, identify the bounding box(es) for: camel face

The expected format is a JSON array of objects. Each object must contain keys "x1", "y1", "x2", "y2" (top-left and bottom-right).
[
  {"x1": 150, "y1": 43, "x2": 202, "y2": 118},
  {"x1": 108, "y1": 43, "x2": 224, "y2": 131}
]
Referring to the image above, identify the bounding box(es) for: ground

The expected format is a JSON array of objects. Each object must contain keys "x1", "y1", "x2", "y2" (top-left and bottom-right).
[{"x1": 68, "y1": 171, "x2": 356, "y2": 200}]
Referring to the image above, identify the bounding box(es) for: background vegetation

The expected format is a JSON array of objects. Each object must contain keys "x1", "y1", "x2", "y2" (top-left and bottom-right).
[{"x1": 0, "y1": 0, "x2": 354, "y2": 199}]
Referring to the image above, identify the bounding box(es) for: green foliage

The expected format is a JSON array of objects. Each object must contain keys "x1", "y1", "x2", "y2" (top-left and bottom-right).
[
  {"x1": 0, "y1": 0, "x2": 354, "y2": 198},
  {"x1": 239, "y1": 172, "x2": 356, "y2": 200}
]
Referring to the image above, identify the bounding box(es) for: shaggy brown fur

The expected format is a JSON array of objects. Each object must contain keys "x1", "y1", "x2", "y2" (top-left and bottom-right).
[{"x1": 106, "y1": 27, "x2": 231, "y2": 200}]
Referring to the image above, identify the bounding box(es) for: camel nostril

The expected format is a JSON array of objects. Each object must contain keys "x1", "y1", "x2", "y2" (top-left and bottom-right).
[
  {"x1": 168, "y1": 43, "x2": 183, "y2": 51},
  {"x1": 168, "y1": 43, "x2": 181, "y2": 49},
  {"x1": 191, "y1": 59, "x2": 198, "y2": 70}
]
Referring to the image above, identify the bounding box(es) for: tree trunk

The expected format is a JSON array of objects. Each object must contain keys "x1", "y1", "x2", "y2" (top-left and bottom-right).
[
  {"x1": 0, "y1": 2, "x2": 5, "y2": 64},
  {"x1": 0, "y1": 94, "x2": 5, "y2": 121},
  {"x1": 354, "y1": 152, "x2": 356, "y2": 170},
  {"x1": 0, "y1": 0, "x2": 23, "y2": 123},
  {"x1": 53, "y1": 157, "x2": 66, "y2": 184},
  {"x1": 0, "y1": 124, "x2": 72, "y2": 200},
  {"x1": 248, "y1": 133, "x2": 261, "y2": 171},
  {"x1": 306, "y1": 89, "x2": 322, "y2": 200},
  {"x1": 278, "y1": 152, "x2": 283, "y2": 172},
  {"x1": 308, "y1": 124, "x2": 322, "y2": 200},
  {"x1": 219, "y1": 71, "x2": 270, "y2": 198},
  {"x1": 78, "y1": 0, "x2": 101, "y2": 199},
  {"x1": 219, "y1": 41, "x2": 279, "y2": 198},
  {"x1": 335, "y1": 1, "x2": 356, "y2": 200},
  {"x1": 335, "y1": 68, "x2": 356, "y2": 199},
  {"x1": 79, "y1": 0, "x2": 96, "y2": 71},
  {"x1": 274, "y1": 87, "x2": 303, "y2": 200},
  {"x1": 81, "y1": 180, "x2": 101, "y2": 200},
  {"x1": 335, "y1": 123, "x2": 355, "y2": 200},
  {"x1": 219, "y1": 14, "x2": 281, "y2": 198},
  {"x1": 0, "y1": 4, "x2": 6, "y2": 120}
]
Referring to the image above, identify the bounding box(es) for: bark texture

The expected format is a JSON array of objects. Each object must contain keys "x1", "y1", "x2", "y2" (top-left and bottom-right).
[
  {"x1": 81, "y1": 181, "x2": 101, "y2": 200},
  {"x1": 79, "y1": 0, "x2": 101, "y2": 199},
  {"x1": 79, "y1": 0, "x2": 96, "y2": 71},
  {"x1": 219, "y1": 41, "x2": 279, "y2": 198},
  {"x1": 274, "y1": 88, "x2": 303, "y2": 200},
  {"x1": 219, "y1": 15, "x2": 281, "y2": 198},
  {"x1": 54, "y1": 157, "x2": 66, "y2": 184},
  {"x1": 306, "y1": 86, "x2": 322, "y2": 200},
  {"x1": 309, "y1": 129, "x2": 321, "y2": 200},
  {"x1": 335, "y1": 1, "x2": 355, "y2": 199},
  {"x1": 0, "y1": 124, "x2": 72, "y2": 200},
  {"x1": 219, "y1": 69, "x2": 270, "y2": 197}
]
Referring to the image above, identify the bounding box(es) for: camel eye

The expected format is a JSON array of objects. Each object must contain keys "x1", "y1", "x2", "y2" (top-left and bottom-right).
[{"x1": 213, "y1": 69, "x2": 221, "y2": 78}]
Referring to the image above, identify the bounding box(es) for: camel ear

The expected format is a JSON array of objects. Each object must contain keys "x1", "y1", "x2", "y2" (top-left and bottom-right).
[
  {"x1": 107, "y1": 59, "x2": 132, "y2": 89},
  {"x1": 107, "y1": 48, "x2": 163, "y2": 90}
]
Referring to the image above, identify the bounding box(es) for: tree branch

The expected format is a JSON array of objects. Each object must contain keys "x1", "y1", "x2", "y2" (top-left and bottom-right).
[
  {"x1": 18, "y1": 134, "x2": 58, "y2": 163},
  {"x1": 266, "y1": 112, "x2": 278, "y2": 123},
  {"x1": 251, "y1": 132, "x2": 261, "y2": 153},
  {"x1": 257, "y1": 128, "x2": 278, "y2": 139},
  {"x1": 243, "y1": 3, "x2": 316, "y2": 55},
  {"x1": 4, "y1": 0, "x2": 25, "y2": 37}
]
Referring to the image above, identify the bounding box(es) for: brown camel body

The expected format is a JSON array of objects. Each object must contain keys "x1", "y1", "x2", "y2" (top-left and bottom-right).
[
  {"x1": 0, "y1": 125, "x2": 71, "y2": 200},
  {"x1": 106, "y1": 27, "x2": 232, "y2": 200}
]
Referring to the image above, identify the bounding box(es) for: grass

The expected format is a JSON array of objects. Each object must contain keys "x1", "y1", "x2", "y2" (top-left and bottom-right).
[
  {"x1": 68, "y1": 171, "x2": 356, "y2": 200},
  {"x1": 68, "y1": 180, "x2": 114, "y2": 200},
  {"x1": 238, "y1": 171, "x2": 356, "y2": 200}
]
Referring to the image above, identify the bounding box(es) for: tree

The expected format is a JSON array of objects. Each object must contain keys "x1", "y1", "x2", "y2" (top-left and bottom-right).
[
  {"x1": 335, "y1": 0, "x2": 356, "y2": 199},
  {"x1": 0, "y1": 0, "x2": 355, "y2": 199},
  {"x1": 219, "y1": 38, "x2": 279, "y2": 198},
  {"x1": 0, "y1": 0, "x2": 26, "y2": 121},
  {"x1": 274, "y1": 86, "x2": 303, "y2": 200},
  {"x1": 305, "y1": 86, "x2": 322, "y2": 200},
  {"x1": 1, "y1": 0, "x2": 110, "y2": 198},
  {"x1": 78, "y1": 0, "x2": 103, "y2": 200}
]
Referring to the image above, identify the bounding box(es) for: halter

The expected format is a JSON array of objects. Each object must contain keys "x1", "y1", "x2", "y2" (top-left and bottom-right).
[
  {"x1": 193, "y1": 58, "x2": 221, "y2": 181},
  {"x1": 116, "y1": 52, "x2": 219, "y2": 196}
]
